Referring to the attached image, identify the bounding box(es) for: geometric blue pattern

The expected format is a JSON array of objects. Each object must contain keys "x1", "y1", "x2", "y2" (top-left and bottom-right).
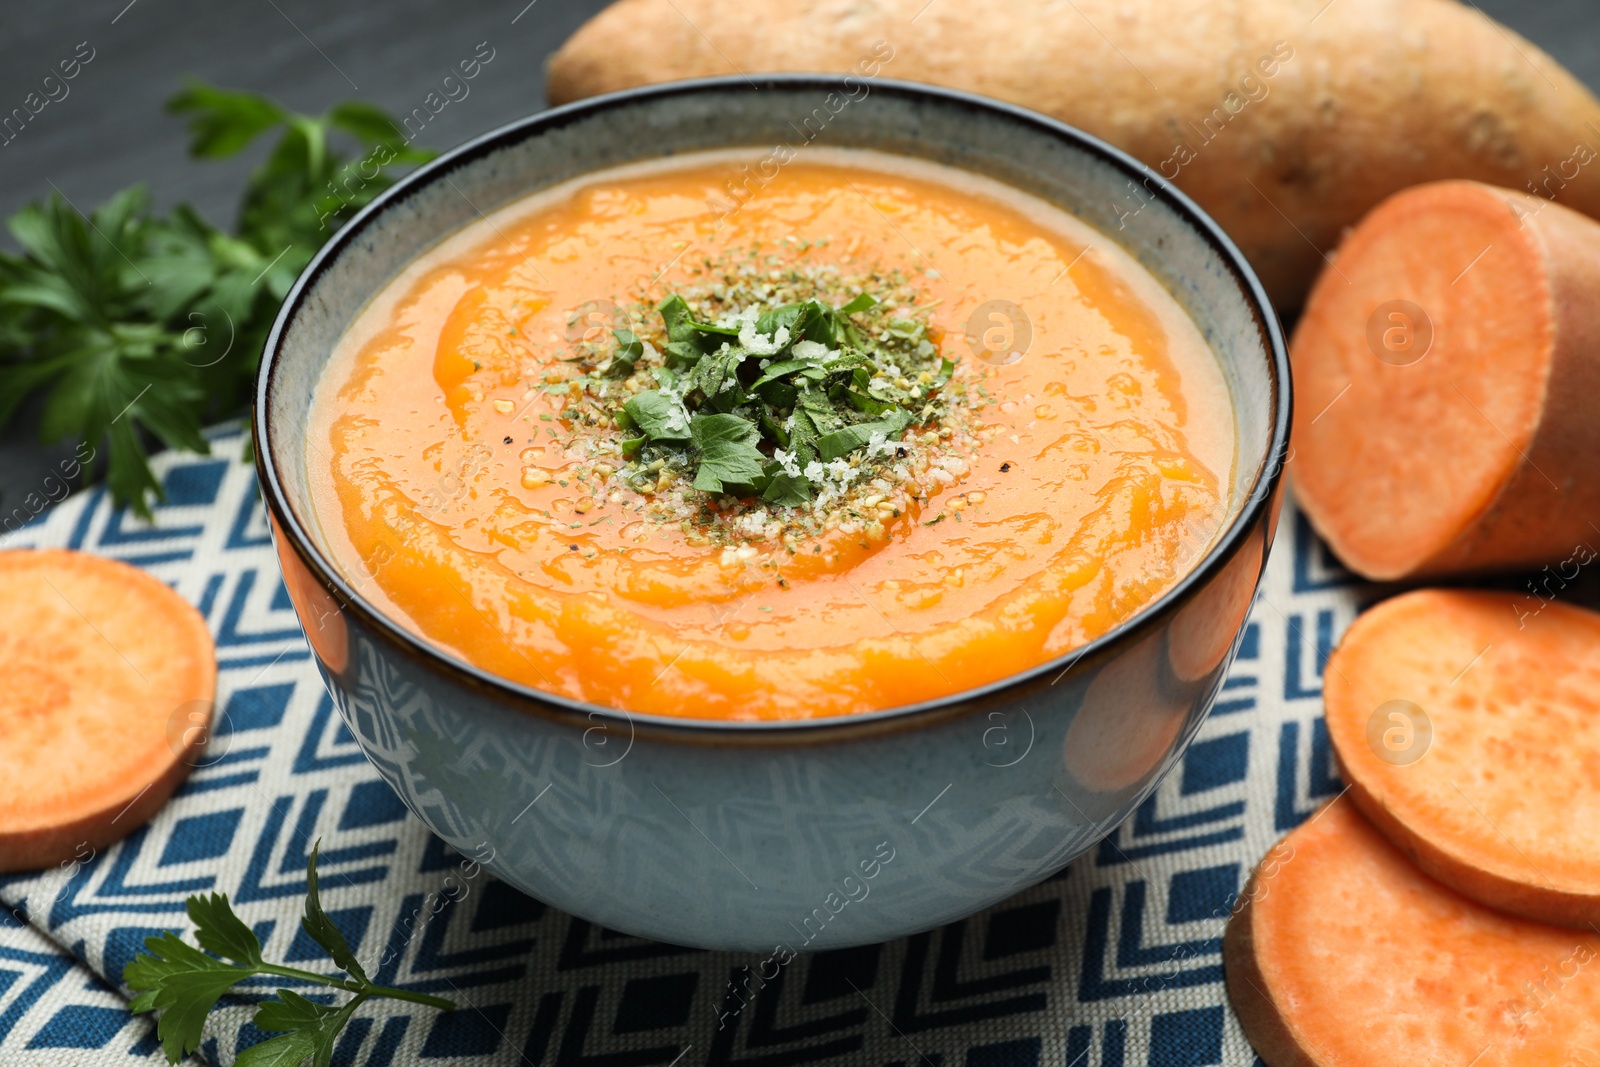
[
  {"x1": 339, "y1": 782, "x2": 412, "y2": 830},
  {"x1": 160, "y1": 459, "x2": 229, "y2": 508},
  {"x1": 420, "y1": 1004, "x2": 512, "y2": 1057},
  {"x1": 26, "y1": 1004, "x2": 130, "y2": 1049},
  {"x1": 158, "y1": 811, "x2": 245, "y2": 868},
  {"x1": 0, "y1": 424, "x2": 1370, "y2": 1065},
  {"x1": 1165, "y1": 867, "x2": 1239, "y2": 926},
  {"x1": 1149, "y1": 1007, "x2": 1224, "y2": 1066},
  {"x1": 1180, "y1": 734, "x2": 1250, "y2": 795}
]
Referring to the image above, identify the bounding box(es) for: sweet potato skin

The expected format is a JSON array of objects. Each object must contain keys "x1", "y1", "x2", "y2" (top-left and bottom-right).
[
  {"x1": 1342, "y1": 767, "x2": 1600, "y2": 929},
  {"x1": 0, "y1": 750, "x2": 194, "y2": 873},
  {"x1": 547, "y1": 0, "x2": 1600, "y2": 309},
  {"x1": 1417, "y1": 187, "x2": 1600, "y2": 577},
  {"x1": 1222, "y1": 870, "x2": 1320, "y2": 1067}
]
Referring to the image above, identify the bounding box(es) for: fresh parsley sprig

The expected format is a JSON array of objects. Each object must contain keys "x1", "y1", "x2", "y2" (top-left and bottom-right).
[
  {"x1": 126, "y1": 845, "x2": 454, "y2": 1066},
  {"x1": 0, "y1": 81, "x2": 434, "y2": 517}
]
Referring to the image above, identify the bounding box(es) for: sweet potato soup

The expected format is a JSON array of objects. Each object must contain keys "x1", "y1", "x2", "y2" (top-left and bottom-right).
[{"x1": 308, "y1": 149, "x2": 1235, "y2": 720}]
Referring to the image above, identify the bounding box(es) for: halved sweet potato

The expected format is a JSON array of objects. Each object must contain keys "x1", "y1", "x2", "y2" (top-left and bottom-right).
[{"x1": 1291, "y1": 181, "x2": 1600, "y2": 579}]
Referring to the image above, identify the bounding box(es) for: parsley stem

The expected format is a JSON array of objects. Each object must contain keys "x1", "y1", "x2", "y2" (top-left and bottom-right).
[
  {"x1": 255, "y1": 962, "x2": 349, "y2": 988},
  {"x1": 360, "y1": 984, "x2": 457, "y2": 1011},
  {"x1": 255, "y1": 963, "x2": 456, "y2": 1011}
]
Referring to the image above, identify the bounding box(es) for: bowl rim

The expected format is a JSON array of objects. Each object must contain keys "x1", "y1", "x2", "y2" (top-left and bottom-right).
[{"x1": 254, "y1": 73, "x2": 1291, "y2": 739}]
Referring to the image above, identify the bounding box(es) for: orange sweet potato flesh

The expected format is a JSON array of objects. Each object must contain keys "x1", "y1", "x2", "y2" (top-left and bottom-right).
[
  {"x1": 1226, "y1": 799, "x2": 1600, "y2": 1067},
  {"x1": 1323, "y1": 588, "x2": 1600, "y2": 928},
  {"x1": 1291, "y1": 181, "x2": 1600, "y2": 580},
  {"x1": 0, "y1": 550, "x2": 216, "y2": 872},
  {"x1": 546, "y1": 0, "x2": 1600, "y2": 310}
]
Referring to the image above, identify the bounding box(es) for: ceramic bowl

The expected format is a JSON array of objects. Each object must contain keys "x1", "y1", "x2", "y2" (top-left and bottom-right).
[{"x1": 256, "y1": 76, "x2": 1289, "y2": 952}]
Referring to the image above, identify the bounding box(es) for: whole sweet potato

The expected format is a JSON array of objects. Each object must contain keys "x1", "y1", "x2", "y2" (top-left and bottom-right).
[{"x1": 548, "y1": 0, "x2": 1600, "y2": 309}]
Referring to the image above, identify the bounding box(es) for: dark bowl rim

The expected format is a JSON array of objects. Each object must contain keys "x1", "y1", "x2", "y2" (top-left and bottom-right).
[{"x1": 254, "y1": 73, "x2": 1292, "y2": 739}]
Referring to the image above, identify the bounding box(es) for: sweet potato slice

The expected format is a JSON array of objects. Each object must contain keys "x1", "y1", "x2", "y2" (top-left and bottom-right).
[
  {"x1": 0, "y1": 550, "x2": 216, "y2": 872},
  {"x1": 1323, "y1": 588, "x2": 1600, "y2": 928},
  {"x1": 1291, "y1": 180, "x2": 1600, "y2": 579},
  {"x1": 1226, "y1": 799, "x2": 1600, "y2": 1066}
]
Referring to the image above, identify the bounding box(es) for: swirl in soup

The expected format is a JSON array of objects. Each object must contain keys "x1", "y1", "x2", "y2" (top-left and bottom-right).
[{"x1": 308, "y1": 150, "x2": 1235, "y2": 719}]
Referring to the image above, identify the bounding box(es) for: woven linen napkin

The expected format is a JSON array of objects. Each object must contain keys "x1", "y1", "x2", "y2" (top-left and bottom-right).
[{"x1": 0, "y1": 422, "x2": 1365, "y2": 1065}]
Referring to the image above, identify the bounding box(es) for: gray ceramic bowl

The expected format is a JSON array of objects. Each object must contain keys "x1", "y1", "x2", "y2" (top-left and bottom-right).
[{"x1": 256, "y1": 76, "x2": 1289, "y2": 952}]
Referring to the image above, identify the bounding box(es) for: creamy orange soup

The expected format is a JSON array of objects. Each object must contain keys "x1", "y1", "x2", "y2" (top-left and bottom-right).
[{"x1": 308, "y1": 150, "x2": 1235, "y2": 720}]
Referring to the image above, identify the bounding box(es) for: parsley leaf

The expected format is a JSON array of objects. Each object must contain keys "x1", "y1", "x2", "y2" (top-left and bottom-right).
[
  {"x1": 838, "y1": 292, "x2": 879, "y2": 315},
  {"x1": 607, "y1": 328, "x2": 644, "y2": 378},
  {"x1": 124, "y1": 932, "x2": 257, "y2": 1062},
  {"x1": 659, "y1": 293, "x2": 737, "y2": 341},
  {"x1": 188, "y1": 891, "x2": 264, "y2": 966},
  {"x1": 761, "y1": 467, "x2": 813, "y2": 506},
  {"x1": 0, "y1": 189, "x2": 209, "y2": 510},
  {"x1": 691, "y1": 413, "x2": 766, "y2": 492},
  {"x1": 238, "y1": 990, "x2": 365, "y2": 1067},
  {"x1": 687, "y1": 345, "x2": 749, "y2": 410},
  {"x1": 301, "y1": 843, "x2": 368, "y2": 984},
  {"x1": 815, "y1": 408, "x2": 914, "y2": 461},
  {"x1": 623, "y1": 389, "x2": 691, "y2": 441}
]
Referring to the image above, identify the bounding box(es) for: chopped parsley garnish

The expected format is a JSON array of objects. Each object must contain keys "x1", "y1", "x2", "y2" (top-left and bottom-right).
[
  {"x1": 602, "y1": 287, "x2": 956, "y2": 506},
  {"x1": 515, "y1": 253, "x2": 983, "y2": 550}
]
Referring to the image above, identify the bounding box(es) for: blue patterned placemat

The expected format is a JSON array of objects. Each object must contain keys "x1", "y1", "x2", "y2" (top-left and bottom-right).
[{"x1": 0, "y1": 422, "x2": 1368, "y2": 1066}]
